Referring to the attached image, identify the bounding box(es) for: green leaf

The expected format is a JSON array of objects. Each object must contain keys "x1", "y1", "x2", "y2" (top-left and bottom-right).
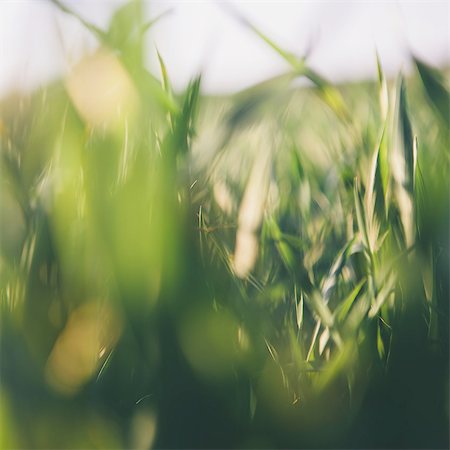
[
  {"x1": 305, "y1": 72, "x2": 351, "y2": 123},
  {"x1": 106, "y1": 3, "x2": 170, "y2": 59},
  {"x1": 376, "y1": 52, "x2": 389, "y2": 120},
  {"x1": 376, "y1": 324, "x2": 385, "y2": 360},
  {"x1": 314, "y1": 341, "x2": 357, "y2": 392},
  {"x1": 265, "y1": 339, "x2": 279, "y2": 362},
  {"x1": 392, "y1": 75, "x2": 416, "y2": 246},
  {"x1": 398, "y1": 76, "x2": 415, "y2": 193},
  {"x1": 321, "y1": 237, "x2": 357, "y2": 302},
  {"x1": 368, "y1": 273, "x2": 395, "y2": 318},
  {"x1": 414, "y1": 57, "x2": 450, "y2": 127},
  {"x1": 305, "y1": 290, "x2": 334, "y2": 329},
  {"x1": 365, "y1": 140, "x2": 379, "y2": 213},
  {"x1": 156, "y1": 49, "x2": 175, "y2": 129},
  {"x1": 376, "y1": 125, "x2": 390, "y2": 216},
  {"x1": 172, "y1": 76, "x2": 202, "y2": 155},
  {"x1": 354, "y1": 178, "x2": 371, "y2": 252},
  {"x1": 107, "y1": 1, "x2": 142, "y2": 49},
  {"x1": 156, "y1": 49, "x2": 173, "y2": 97},
  {"x1": 335, "y1": 279, "x2": 366, "y2": 323},
  {"x1": 222, "y1": 4, "x2": 304, "y2": 74},
  {"x1": 50, "y1": 0, "x2": 107, "y2": 43},
  {"x1": 225, "y1": 5, "x2": 350, "y2": 122}
]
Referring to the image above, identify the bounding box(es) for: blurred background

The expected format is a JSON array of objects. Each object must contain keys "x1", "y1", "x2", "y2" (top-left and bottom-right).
[
  {"x1": 1, "y1": 1, "x2": 449, "y2": 96},
  {"x1": 0, "y1": 1, "x2": 449, "y2": 449}
]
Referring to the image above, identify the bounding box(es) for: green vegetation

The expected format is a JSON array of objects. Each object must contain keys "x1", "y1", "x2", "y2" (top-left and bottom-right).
[{"x1": 1, "y1": 2, "x2": 448, "y2": 448}]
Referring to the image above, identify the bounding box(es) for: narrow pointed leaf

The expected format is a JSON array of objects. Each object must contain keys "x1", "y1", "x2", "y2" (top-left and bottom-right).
[{"x1": 415, "y1": 57, "x2": 450, "y2": 127}]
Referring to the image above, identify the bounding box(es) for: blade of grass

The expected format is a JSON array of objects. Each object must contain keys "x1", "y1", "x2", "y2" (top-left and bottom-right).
[{"x1": 414, "y1": 57, "x2": 450, "y2": 127}]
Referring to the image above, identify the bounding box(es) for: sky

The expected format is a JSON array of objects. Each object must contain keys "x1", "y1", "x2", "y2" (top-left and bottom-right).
[{"x1": 0, "y1": 1, "x2": 449, "y2": 97}]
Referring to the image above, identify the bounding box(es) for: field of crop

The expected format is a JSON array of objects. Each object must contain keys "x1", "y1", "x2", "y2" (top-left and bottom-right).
[{"x1": 1, "y1": 2, "x2": 449, "y2": 449}]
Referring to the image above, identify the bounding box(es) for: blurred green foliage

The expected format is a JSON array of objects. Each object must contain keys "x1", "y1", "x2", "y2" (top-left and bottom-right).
[{"x1": 0, "y1": 1, "x2": 448, "y2": 448}]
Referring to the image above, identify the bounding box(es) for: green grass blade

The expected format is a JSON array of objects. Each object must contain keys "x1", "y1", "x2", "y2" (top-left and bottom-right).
[
  {"x1": 305, "y1": 291, "x2": 334, "y2": 329},
  {"x1": 354, "y1": 178, "x2": 371, "y2": 252},
  {"x1": 335, "y1": 279, "x2": 366, "y2": 323},
  {"x1": 392, "y1": 75, "x2": 415, "y2": 246},
  {"x1": 50, "y1": 0, "x2": 107, "y2": 42},
  {"x1": 414, "y1": 57, "x2": 450, "y2": 127}
]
